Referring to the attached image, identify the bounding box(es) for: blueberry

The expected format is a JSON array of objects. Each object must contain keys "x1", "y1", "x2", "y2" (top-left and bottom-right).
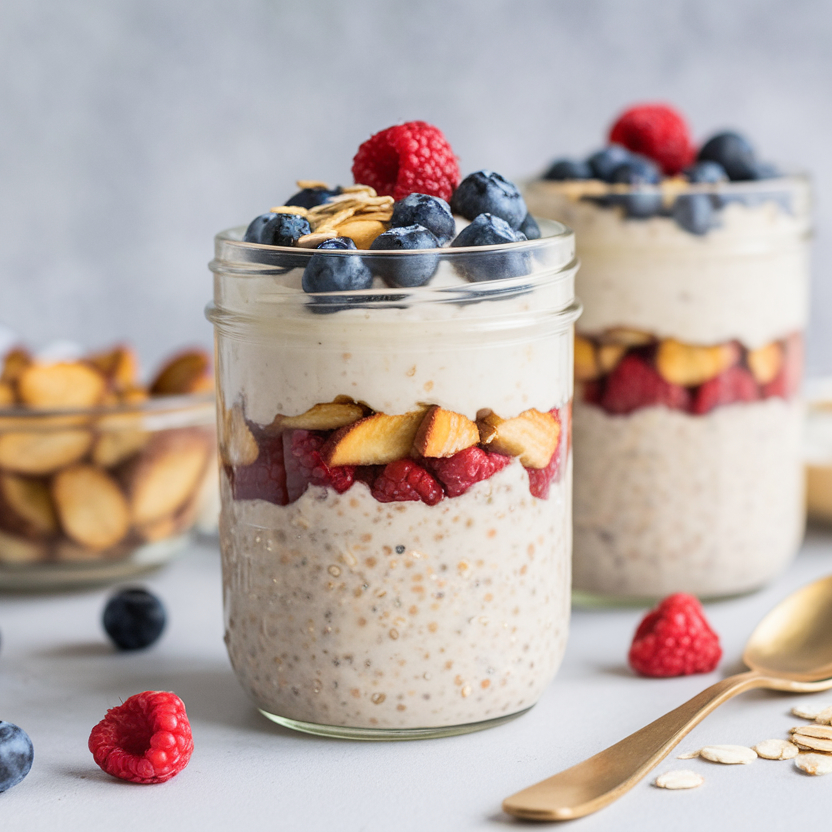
[
  {"x1": 390, "y1": 194, "x2": 456, "y2": 247},
  {"x1": 369, "y1": 225, "x2": 440, "y2": 288},
  {"x1": 608, "y1": 158, "x2": 662, "y2": 218},
  {"x1": 285, "y1": 186, "x2": 341, "y2": 209},
  {"x1": 751, "y1": 160, "x2": 780, "y2": 180},
  {"x1": 450, "y1": 214, "x2": 529, "y2": 282},
  {"x1": 518, "y1": 213, "x2": 541, "y2": 240},
  {"x1": 672, "y1": 194, "x2": 715, "y2": 235},
  {"x1": 684, "y1": 161, "x2": 728, "y2": 184},
  {"x1": 543, "y1": 159, "x2": 593, "y2": 181},
  {"x1": 103, "y1": 587, "x2": 166, "y2": 651},
  {"x1": 317, "y1": 236, "x2": 356, "y2": 251},
  {"x1": 302, "y1": 237, "x2": 373, "y2": 294},
  {"x1": 697, "y1": 132, "x2": 757, "y2": 181},
  {"x1": 0, "y1": 722, "x2": 33, "y2": 793},
  {"x1": 450, "y1": 170, "x2": 527, "y2": 229},
  {"x1": 587, "y1": 144, "x2": 633, "y2": 181},
  {"x1": 243, "y1": 212, "x2": 311, "y2": 246}
]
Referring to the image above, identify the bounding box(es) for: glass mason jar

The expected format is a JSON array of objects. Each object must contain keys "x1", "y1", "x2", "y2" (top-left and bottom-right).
[
  {"x1": 525, "y1": 176, "x2": 812, "y2": 601},
  {"x1": 207, "y1": 220, "x2": 579, "y2": 739}
]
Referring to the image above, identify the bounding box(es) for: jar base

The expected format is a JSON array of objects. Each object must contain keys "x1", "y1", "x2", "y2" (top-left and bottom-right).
[
  {"x1": 572, "y1": 584, "x2": 767, "y2": 608},
  {"x1": 258, "y1": 706, "x2": 533, "y2": 741}
]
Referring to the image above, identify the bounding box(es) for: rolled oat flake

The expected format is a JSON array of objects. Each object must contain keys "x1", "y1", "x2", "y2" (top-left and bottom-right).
[
  {"x1": 699, "y1": 744, "x2": 757, "y2": 765},
  {"x1": 791, "y1": 702, "x2": 832, "y2": 721},
  {"x1": 795, "y1": 753, "x2": 832, "y2": 776},
  {"x1": 753, "y1": 739, "x2": 799, "y2": 760},
  {"x1": 654, "y1": 770, "x2": 704, "y2": 790}
]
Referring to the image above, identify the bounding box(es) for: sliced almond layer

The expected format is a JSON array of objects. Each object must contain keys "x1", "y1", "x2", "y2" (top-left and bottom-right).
[
  {"x1": 747, "y1": 342, "x2": 784, "y2": 385},
  {"x1": 0, "y1": 473, "x2": 58, "y2": 537},
  {"x1": 574, "y1": 336, "x2": 599, "y2": 382},
  {"x1": 322, "y1": 410, "x2": 426, "y2": 466},
  {"x1": 18, "y1": 362, "x2": 106, "y2": 409},
  {"x1": 656, "y1": 340, "x2": 740, "y2": 387},
  {"x1": 276, "y1": 401, "x2": 365, "y2": 432},
  {"x1": 597, "y1": 343, "x2": 627, "y2": 375},
  {"x1": 124, "y1": 430, "x2": 211, "y2": 526},
  {"x1": 86, "y1": 344, "x2": 140, "y2": 392},
  {"x1": 603, "y1": 327, "x2": 654, "y2": 347},
  {"x1": 413, "y1": 406, "x2": 479, "y2": 458},
  {"x1": 0, "y1": 528, "x2": 47, "y2": 564},
  {"x1": 335, "y1": 219, "x2": 387, "y2": 249},
  {"x1": 220, "y1": 404, "x2": 259, "y2": 467},
  {"x1": 0, "y1": 381, "x2": 15, "y2": 406},
  {"x1": 477, "y1": 409, "x2": 560, "y2": 469},
  {"x1": 1, "y1": 347, "x2": 32, "y2": 384},
  {"x1": 0, "y1": 429, "x2": 93, "y2": 475},
  {"x1": 91, "y1": 426, "x2": 150, "y2": 468},
  {"x1": 149, "y1": 349, "x2": 213, "y2": 395},
  {"x1": 52, "y1": 464, "x2": 130, "y2": 551}
]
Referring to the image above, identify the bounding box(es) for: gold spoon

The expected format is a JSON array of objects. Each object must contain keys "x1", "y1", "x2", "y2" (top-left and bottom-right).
[{"x1": 503, "y1": 575, "x2": 832, "y2": 822}]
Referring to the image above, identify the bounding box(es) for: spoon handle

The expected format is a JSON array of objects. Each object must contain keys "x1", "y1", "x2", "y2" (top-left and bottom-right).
[{"x1": 502, "y1": 670, "x2": 766, "y2": 821}]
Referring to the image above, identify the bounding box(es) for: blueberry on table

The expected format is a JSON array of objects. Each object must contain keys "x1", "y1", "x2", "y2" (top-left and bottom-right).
[
  {"x1": 450, "y1": 213, "x2": 530, "y2": 282},
  {"x1": 302, "y1": 237, "x2": 373, "y2": 293},
  {"x1": 369, "y1": 225, "x2": 440, "y2": 287},
  {"x1": 697, "y1": 132, "x2": 758, "y2": 181},
  {"x1": 390, "y1": 194, "x2": 456, "y2": 246},
  {"x1": 103, "y1": 587, "x2": 166, "y2": 650},
  {"x1": 450, "y1": 170, "x2": 527, "y2": 229},
  {"x1": 0, "y1": 722, "x2": 34, "y2": 793},
  {"x1": 608, "y1": 157, "x2": 662, "y2": 219},
  {"x1": 672, "y1": 193, "x2": 715, "y2": 235},
  {"x1": 244, "y1": 212, "x2": 311, "y2": 246},
  {"x1": 543, "y1": 159, "x2": 593, "y2": 181},
  {"x1": 285, "y1": 186, "x2": 342, "y2": 209},
  {"x1": 587, "y1": 144, "x2": 633, "y2": 181}
]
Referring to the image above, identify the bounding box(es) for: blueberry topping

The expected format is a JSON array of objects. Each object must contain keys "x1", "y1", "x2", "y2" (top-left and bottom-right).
[
  {"x1": 672, "y1": 194, "x2": 715, "y2": 235},
  {"x1": 608, "y1": 158, "x2": 662, "y2": 218},
  {"x1": 302, "y1": 238, "x2": 373, "y2": 294},
  {"x1": 0, "y1": 722, "x2": 33, "y2": 793},
  {"x1": 450, "y1": 214, "x2": 529, "y2": 282},
  {"x1": 369, "y1": 225, "x2": 440, "y2": 288},
  {"x1": 697, "y1": 132, "x2": 757, "y2": 181},
  {"x1": 587, "y1": 144, "x2": 633, "y2": 181},
  {"x1": 519, "y1": 213, "x2": 541, "y2": 240},
  {"x1": 450, "y1": 170, "x2": 527, "y2": 230},
  {"x1": 285, "y1": 186, "x2": 342, "y2": 209},
  {"x1": 751, "y1": 160, "x2": 780, "y2": 180},
  {"x1": 317, "y1": 236, "x2": 357, "y2": 251},
  {"x1": 244, "y1": 212, "x2": 312, "y2": 246},
  {"x1": 684, "y1": 161, "x2": 728, "y2": 184},
  {"x1": 543, "y1": 159, "x2": 593, "y2": 181},
  {"x1": 390, "y1": 194, "x2": 456, "y2": 246},
  {"x1": 103, "y1": 587, "x2": 166, "y2": 651}
]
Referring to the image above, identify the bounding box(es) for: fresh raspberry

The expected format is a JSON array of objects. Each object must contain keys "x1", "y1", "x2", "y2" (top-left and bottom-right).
[
  {"x1": 691, "y1": 365, "x2": 759, "y2": 415},
  {"x1": 628, "y1": 593, "x2": 722, "y2": 677},
  {"x1": 600, "y1": 354, "x2": 691, "y2": 415},
  {"x1": 371, "y1": 458, "x2": 444, "y2": 505},
  {"x1": 283, "y1": 429, "x2": 355, "y2": 502},
  {"x1": 89, "y1": 691, "x2": 194, "y2": 784},
  {"x1": 230, "y1": 431, "x2": 288, "y2": 506},
  {"x1": 426, "y1": 446, "x2": 512, "y2": 498},
  {"x1": 762, "y1": 333, "x2": 803, "y2": 400},
  {"x1": 526, "y1": 407, "x2": 564, "y2": 499},
  {"x1": 351, "y1": 121, "x2": 461, "y2": 201},
  {"x1": 609, "y1": 104, "x2": 695, "y2": 176}
]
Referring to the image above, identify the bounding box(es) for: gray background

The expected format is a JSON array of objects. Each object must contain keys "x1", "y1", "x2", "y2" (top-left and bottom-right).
[{"x1": 1, "y1": 0, "x2": 830, "y2": 376}]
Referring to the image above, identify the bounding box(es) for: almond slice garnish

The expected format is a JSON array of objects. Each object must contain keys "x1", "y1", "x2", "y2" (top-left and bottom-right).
[
  {"x1": 149, "y1": 349, "x2": 213, "y2": 396},
  {"x1": 0, "y1": 429, "x2": 93, "y2": 475},
  {"x1": 0, "y1": 473, "x2": 58, "y2": 538},
  {"x1": 221, "y1": 404, "x2": 259, "y2": 467},
  {"x1": 413, "y1": 406, "x2": 479, "y2": 458},
  {"x1": 322, "y1": 410, "x2": 426, "y2": 467},
  {"x1": 18, "y1": 362, "x2": 106, "y2": 409},
  {"x1": 275, "y1": 401, "x2": 365, "y2": 433},
  {"x1": 477, "y1": 409, "x2": 560, "y2": 469}
]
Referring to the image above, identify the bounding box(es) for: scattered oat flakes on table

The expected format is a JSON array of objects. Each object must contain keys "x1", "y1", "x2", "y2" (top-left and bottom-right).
[
  {"x1": 791, "y1": 702, "x2": 832, "y2": 721},
  {"x1": 654, "y1": 770, "x2": 704, "y2": 790},
  {"x1": 753, "y1": 739, "x2": 799, "y2": 760},
  {"x1": 699, "y1": 745, "x2": 757, "y2": 765}
]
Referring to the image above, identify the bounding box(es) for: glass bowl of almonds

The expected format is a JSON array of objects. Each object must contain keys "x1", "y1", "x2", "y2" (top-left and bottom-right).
[{"x1": 0, "y1": 343, "x2": 217, "y2": 589}]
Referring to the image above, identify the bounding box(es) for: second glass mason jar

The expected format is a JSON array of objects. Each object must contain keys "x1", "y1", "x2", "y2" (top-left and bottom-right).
[
  {"x1": 207, "y1": 221, "x2": 579, "y2": 739},
  {"x1": 525, "y1": 175, "x2": 812, "y2": 602}
]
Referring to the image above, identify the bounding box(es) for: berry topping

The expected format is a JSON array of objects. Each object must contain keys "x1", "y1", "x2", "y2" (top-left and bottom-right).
[
  {"x1": 390, "y1": 194, "x2": 456, "y2": 246},
  {"x1": 587, "y1": 145, "x2": 633, "y2": 182},
  {"x1": 103, "y1": 587, "x2": 166, "y2": 651},
  {"x1": 371, "y1": 458, "x2": 444, "y2": 505},
  {"x1": 526, "y1": 408, "x2": 564, "y2": 499},
  {"x1": 285, "y1": 185, "x2": 342, "y2": 209},
  {"x1": 609, "y1": 157, "x2": 663, "y2": 219},
  {"x1": 450, "y1": 214, "x2": 529, "y2": 282},
  {"x1": 450, "y1": 170, "x2": 528, "y2": 229},
  {"x1": 609, "y1": 104, "x2": 695, "y2": 176},
  {"x1": 684, "y1": 160, "x2": 728, "y2": 184},
  {"x1": 244, "y1": 212, "x2": 311, "y2": 246},
  {"x1": 283, "y1": 429, "x2": 355, "y2": 501},
  {"x1": 691, "y1": 365, "x2": 760, "y2": 415},
  {"x1": 600, "y1": 354, "x2": 691, "y2": 415},
  {"x1": 88, "y1": 691, "x2": 194, "y2": 784},
  {"x1": 0, "y1": 722, "x2": 34, "y2": 793},
  {"x1": 351, "y1": 121, "x2": 460, "y2": 202},
  {"x1": 628, "y1": 593, "x2": 722, "y2": 677},
  {"x1": 231, "y1": 431, "x2": 288, "y2": 505},
  {"x1": 697, "y1": 131, "x2": 758, "y2": 181},
  {"x1": 451, "y1": 213, "x2": 525, "y2": 248},
  {"x1": 369, "y1": 225, "x2": 440, "y2": 287},
  {"x1": 672, "y1": 193, "x2": 715, "y2": 235},
  {"x1": 302, "y1": 239, "x2": 373, "y2": 295},
  {"x1": 519, "y1": 213, "x2": 541, "y2": 240},
  {"x1": 426, "y1": 446, "x2": 512, "y2": 497},
  {"x1": 543, "y1": 159, "x2": 593, "y2": 181}
]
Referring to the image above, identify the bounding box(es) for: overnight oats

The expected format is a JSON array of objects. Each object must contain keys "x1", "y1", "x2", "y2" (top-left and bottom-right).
[
  {"x1": 525, "y1": 104, "x2": 811, "y2": 602},
  {"x1": 207, "y1": 122, "x2": 580, "y2": 739}
]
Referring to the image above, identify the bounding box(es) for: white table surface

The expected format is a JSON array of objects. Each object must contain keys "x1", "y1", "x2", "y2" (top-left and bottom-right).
[{"x1": 3, "y1": 529, "x2": 832, "y2": 831}]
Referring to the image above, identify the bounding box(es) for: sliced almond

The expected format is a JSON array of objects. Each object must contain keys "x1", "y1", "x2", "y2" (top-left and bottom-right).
[
  {"x1": 574, "y1": 335, "x2": 599, "y2": 382},
  {"x1": 86, "y1": 344, "x2": 140, "y2": 392},
  {"x1": 221, "y1": 404, "x2": 259, "y2": 467},
  {"x1": 597, "y1": 343, "x2": 627, "y2": 375},
  {"x1": 275, "y1": 401, "x2": 365, "y2": 433},
  {"x1": 52, "y1": 464, "x2": 130, "y2": 551},
  {"x1": 296, "y1": 231, "x2": 338, "y2": 248},
  {"x1": 603, "y1": 327, "x2": 654, "y2": 347},
  {"x1": 335, "y1": 219, "x2": 388, "y2": 249},
  {"x1": 0, "y1": 381, "x2": 15, "y2": 406},
  {"x1": 124, "y1": 429, "x2": 211, "y2": 526},
  {"x1": 0, "y1": 429, "x2": 93, "y2": 475},
  {"x1": 656, "y1": 339, "x2": 740, "y2": 387},
  {"x1": 654, "y1": 770, "x2": 704, "y2": 790},
  {"x1": 698, "y1": 745, "x2": 757, "y2": 765},
  {"x1": 413, "y1": 406, "x2": 479, "y2": 458},
  {"x1": 322, "y1": 410, "x2": 426, "y2": 467},
  {"x1": 18, "y1": 362, "x2": 106, "y2": 409},
  {"x1": 747, "y1": 342, "x2": 784, "y2": 385},
  {"x1": 149, "y1": 349, "x2": 213, "y2": 396},
  {"x1": 477, "y1": 409, "x2": 560, "y2": 469},
  {"x1": 0, "y1": 473, "x2": 58, "y2": 537},
  {"x1": 1, "y1": 347, "x2": 32, "y2": 385},
  {"x1": 91, "y1": 424, "x2": 150, "y2": 468},
  {"x1": 135, "y1": 493, "x2": 199, "y2": 543},
  {"x1": 0, "y1": 528, "x2": 47, "y2": 564},
  {"x1": 795, "y1": 753, "x2": 832, "y2": 775},
  {"x1": 754, "y1": 739, "x2": 799, "y2": 760}
]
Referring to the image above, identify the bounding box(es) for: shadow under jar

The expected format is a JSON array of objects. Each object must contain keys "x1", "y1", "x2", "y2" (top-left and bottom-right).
[
  {"x1": 207, "y1": 220, "x2": 580, "y2": 739},
  {"x1": 525, "y1": 175, "x2": 812, "y2": 603}
]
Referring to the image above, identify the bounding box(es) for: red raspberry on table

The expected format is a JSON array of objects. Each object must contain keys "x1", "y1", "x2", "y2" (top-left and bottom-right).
[
  {"x1": 427, "y1": 446, "x2": 512, "y2": 498},
  {"x1": 609, "y1": 104, "x2": 695, "y2": 176},
  {"x1": 628, "y1": 594, "x2": 722, "y2": 677},
  {"x1": 371, "y1": 458, "x2": 444, "y2": 505},
  {"x1": 600, "y1": 354, "x2": 691, "y2": 415},
  {"x1": 691, "y1": 365, "x2": 760, "y2": 415},
  {"x1": 89, "y1": 691, "x2": 194, "y2": 784},
  {"x1": 230, "y1": 431, "x2": 288, "y2": 506},
  {"x1": 351, "y1": 121, "x2": 461, "y2": 201},
  {"x1": 283, "y1": 429, "x2": 355, "y2": 502}
]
